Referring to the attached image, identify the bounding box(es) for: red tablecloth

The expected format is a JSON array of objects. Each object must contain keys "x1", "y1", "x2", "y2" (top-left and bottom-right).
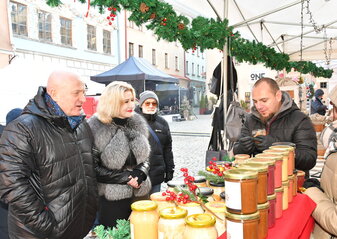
[{"x1": 218, "y1": 193, "x2": 316, "y2": 239}]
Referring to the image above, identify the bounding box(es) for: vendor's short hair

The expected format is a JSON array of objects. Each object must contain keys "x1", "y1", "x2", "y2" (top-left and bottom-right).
[
  {"x1": 253, "y1": 77, "x2": 280, "y2": 94},
  {"x1": 96, "y1": 81, "x2": 135, "y2": 124}
]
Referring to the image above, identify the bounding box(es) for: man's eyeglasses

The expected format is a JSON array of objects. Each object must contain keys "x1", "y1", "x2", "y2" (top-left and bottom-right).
[{"x1": 144, "y1": 102, "x2": 157, "y2": 107}]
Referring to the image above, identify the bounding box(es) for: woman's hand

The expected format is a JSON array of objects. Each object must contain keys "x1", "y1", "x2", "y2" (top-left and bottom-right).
[{"x1": 127, "y1": 176, "x2": 140, "y2": 188}]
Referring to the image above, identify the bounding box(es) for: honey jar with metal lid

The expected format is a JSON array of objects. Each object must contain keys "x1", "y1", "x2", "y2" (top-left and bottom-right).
[
  {"x1": 282, "y1": 180, "x2": 289, "y2": 210},
  {"x1": 234, "y1": 154, "x2": 251, "y2": 165},
  {"x1": 130, "y1": 200, "x2": 159, "y2": 239},
  {"x1": 193, "y1": 175, "x2": 207, "y2": 187},
  {"x1": 183, "y1": 214, "x2": 218, "y2": 239},
  {"x1": 226, "y1": 210, "x2": 260, "y2": 239},
  {"x1": 150, "y1": 192, "x2": 175, "y2": 212},
  {"x1": 205, "y1": 201, "x2": 226, "y2": 235},
  {"x1": 158, "y1": 207, "x2": 187, "y2": 239},
  {"x1": 239, "y1": 162, "x2": 268, "y2": 204},
  {"x1": 267, "y1": 193, "x2": 276, "y2": 228},
  {"x1": 251, "y1": 156, "x2": 276, "y2": 196},
  {"x1": 270, "y1": 145, "x2": 294, "y2": 176},
  {"x1": 257, "y1": 153, "x2": 283, "y2": 188},
  {"x1": 264, "y1": 149, "x2": 288, "y2": 182},
  {"x1": 257, "y1": 201, "x2": 269, "y2": 239},
  {"x1": 274, "y1": 187, "x2": 283, "y2": 219},
  {"x1": 209, "y1": 181, "x2": 225, "y2": 201},
  {"x1": 223, "y1": 168, "x2": 258, "y2": 214}
]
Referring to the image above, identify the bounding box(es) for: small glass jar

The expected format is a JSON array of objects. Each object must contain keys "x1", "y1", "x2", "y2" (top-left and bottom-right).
[
  {"x1": 205, "y1": 201, "x2": 226, "y2": 235},
  {"x1": 209, "y1": 181, "x2": 225, "y2": 202},
  {"x1": 226, "y1": 210, "x2": 260, "y2": 239},
  {"x1": 282, "y1": 181, "x2": 289, "y2": 210},
  {"x1": 263, "y1": 149, "x2": 288, "y2": 182},
  {"x1": 270, "y1": 145, "x2": 294, "y2": 176},
  {"x1": 224, "y1": 169, "x2": 258, "y2": 214},
  {"x1": 183, "y1": 214, "x2": 218, "y2": 239},
  {"x1": 234, "y1": 154, "x2": 250, "y2": 165},
  {"x1": 297, "y1": 170, "x2": 305, "y2": 191},
  {"x1": 239, "y1": 162, "x2": 268, "y2": 204},
  {"x1": 267, "y1": 193, "x2": 276, "y2": 228},
  {"x1": 158, "y1": 207, "x2": 187, "y2": 239},
  {"x1": 179, "y1": 202, "x2": 204, "y2": 216},
  {"x1": 150, "y1": 192, "x2": 175, "y2": 212},
  {"x1": 288, "y1": 175, "x2": 295, "y2": 203},
  {"x1": 251, "y1": 156, "x2": 276, "y2": 196},
  {"x1": 261, "y1": 151, "x2": 283, "y2": 188},
  {"x1": 257, "y1": 201, "x2": 269, "y2": 239},
  {"x1": 194, "y1": 176, "x2": 207, "y2": 188},
  {"x1": 130, "y1": 200, "x2": 159, "y2": 239},
  {"x1": 274, "y1": 187, "x2": 283, "y2": 219},
  {"x1": 197, "y1": 187, "x2": 214, "y2": 202}
]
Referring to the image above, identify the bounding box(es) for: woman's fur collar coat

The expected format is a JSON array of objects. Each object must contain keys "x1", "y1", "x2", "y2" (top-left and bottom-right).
[{"x1": 88, "y1": 113, "x2": 151, "y2": 201}]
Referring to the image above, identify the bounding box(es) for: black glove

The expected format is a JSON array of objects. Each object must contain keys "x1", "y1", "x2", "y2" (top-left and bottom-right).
[
  {"x1": 303, "y1": 178, "x2": 323, "y2": 192},
  {"x1": 130, "y1": 162, "x2": 150, "y2": 185},
  {"x1": 238, "y1": 136, "x2": 255, "y2": 152},
  {"x1": 164, "y1": 171, "x2": 174, "y2": 183},
  {"x1": 254, "y1": 135, "x2": 276, "y2": 152}
]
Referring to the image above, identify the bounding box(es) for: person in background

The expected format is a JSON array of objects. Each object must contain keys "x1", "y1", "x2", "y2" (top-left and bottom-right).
[
  {"x1": 233, "y1": 77, "x2": 317, "y2": 173},
  {"x1": 135, "y1": 91, "x2": 174, "y2": 194},
  {"x1": 304, "y1": 84, "x2": 337, "y2": 238},
  {"x1": 0, "y1": 70, "x2": 98, "y2": 239},
  {"x1": 88, "y1": 81, "x2": 151, "y2": 228},
  {"x1": 311, "y1": 89, "x2": 328, "y2": 115},
  {"x1": 0, "y1": 108, "x2": 22, "y2": 239}
]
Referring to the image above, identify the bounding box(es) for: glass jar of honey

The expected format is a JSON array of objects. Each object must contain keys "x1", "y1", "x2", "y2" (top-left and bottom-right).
[
  {"x1": 253, "y1": 154, "x2": 277, "y2": 195},
  {"x1": 130, "y1": 200, "x2": 159, "y2": 239},
  {"x1": 257, "y1": 201, "x2": 269, "y2": 239},
  {"x1": 205, "y1": 201, "x2": 226, "y2": 235},
  {"x1": 234, "y1": 154, "x2": 251, "y2": 165},
  {"x1": 150, "y1": 192, "x2": 175, "y2": 212},
  {"x1": 260, "y1": 152, "x2": 283, "y2": 188},
  {"x1": 209, "y1": 181, "x2": 225, "y2": 201},
  {"x1": 274, "y1": 187, "x2": 283, "y2": 219},
  {"x1": 183, "y1": 214, "x2": 218, "y2": 239},
  {"x1": 271, "y1": 142, "x2": 296, "y2": 176},
  {"x1": 297, "y1": 170, "x2": 305, "y2": 191},
  {"x1": 158, "y1": 207, "x2": 187, "y2": 239},
  {"x1": 224, "y1": 168, "x2": 258, "y2": 214},
  {"x1": 194, "y1": 176, "x2": 207, "y2": 188},
  {"x1": 288, "y1": 175, "x2": 295, "y2": 203},
  {"x1": 267, "y1": 193, "x2": 276, "y2": 228},
  {"x1": 179, "y1": 202, "x2": 204, "y2": 216},
  {"x1": 226, "y1": 210, "x2": 260, "y2": 239},
  {"x1": 282, "y1": 181, "x2": 289, "y2": 210}
]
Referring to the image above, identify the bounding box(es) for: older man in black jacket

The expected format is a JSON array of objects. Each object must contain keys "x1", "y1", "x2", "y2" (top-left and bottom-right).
[
  {"x1": 0, "y1": 70, "x2": 98, "y2": 239},
  {"x1": 233, "y1": 77, "x2": 317, "y2": 172}
]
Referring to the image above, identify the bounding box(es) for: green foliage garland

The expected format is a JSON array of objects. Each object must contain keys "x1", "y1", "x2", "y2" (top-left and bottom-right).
[{"x1": 45, "y1": 0, "x2": 333, "y2": 78}]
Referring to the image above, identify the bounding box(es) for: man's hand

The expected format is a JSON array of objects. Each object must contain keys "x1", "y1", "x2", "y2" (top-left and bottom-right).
[
  {"x1": 238, "y1": 136, "x2": 255, "y2": 152},
  {"x1": 254, "y1": 135, "x2": 276, "y2": 152}
]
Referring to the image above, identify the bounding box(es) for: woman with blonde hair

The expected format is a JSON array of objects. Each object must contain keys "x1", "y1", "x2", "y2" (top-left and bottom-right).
[{"x1": 88, "y1": 81, "x2": 151, "y2": 228}]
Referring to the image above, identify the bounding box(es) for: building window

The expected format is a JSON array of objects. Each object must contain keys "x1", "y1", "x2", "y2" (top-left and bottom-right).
[
  {"x1": 165, "y1": 53, "x2": 169, "y2": 68},
  {"x1": 10, "y1": 2, "x2": 27, "y2": 36},
  {"x1": 202, "y1": 66, "x2": 205, "y2": 78},
  {"x1": 60, "y1": 17, "x2": 72, "y2": 46},
  {"x1": 186, "y1": 61, "x2": 189, "y2": 75},
  {"x1": 320, "y1": 82, "x2": 327, "y2": 89},
  {"x1": 129, "y1": 42, "x2": 134, "y2": 57},
  {"x1": 175, "y1": 56, "x2": 179, "y2": 71},
  {"x1": 197, "y1": 64, "x2": 200, "y2": 76},
  {"x1": 192, "y1": 63, "x2": 195, "y2": 76},
  {"x1": 38, "y1": 10, "x2": 52, "y2": 42},
  {"x1": 103, "y1": 30, "x2": 111, "y2": 54},
  {"x1": 87, "y1": 25, "x2": 96, "y2": 50},
  {"x1": 138, "y1": 45, "x2": 143, "y2": 58},
  {"x1": 152, "y1": 49, "x2": 156, "y2": 65}
]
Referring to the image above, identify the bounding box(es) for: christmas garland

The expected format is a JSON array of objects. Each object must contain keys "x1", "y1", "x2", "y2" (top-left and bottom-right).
[{"x1": 45, "y1": 0, "x2": 333, "y2": 78}]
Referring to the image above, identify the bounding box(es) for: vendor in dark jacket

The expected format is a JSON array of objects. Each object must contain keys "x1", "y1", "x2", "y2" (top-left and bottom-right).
[
  {"x1": 233, "y1": 77, "x2": 317, "y2": 172},
  {"x1": 311, "y1": 89, "x2": 328, "y2": 115},
  {"x1": 0, "y1": 70, "x2": 98, "y2": 239},
  {"x1": 135, "y1": 91, "x2": 175, "y2": 193}
]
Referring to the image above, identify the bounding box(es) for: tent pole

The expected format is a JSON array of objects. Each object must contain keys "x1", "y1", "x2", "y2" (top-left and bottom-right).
[{"x1": 223, "y1": 0, "x2": 229, "y2": 150}]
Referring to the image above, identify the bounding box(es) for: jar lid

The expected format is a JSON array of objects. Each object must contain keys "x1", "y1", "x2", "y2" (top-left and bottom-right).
[
  {"x1": 239, "y1": 162, "x2": 268, "y2": 173},
  {"x1": 297, "y1": 170, "x2": 305, "y2": 176},
  {"x1": 160, "y1": 207, "x2": 187, "y2": 219},
  {"x1": 224, "y1": 168, "x2": 258, "y2": 180},
  {"x1": 263, "y1": 149, "x2": 288, "y2": 156},
  {"x1": 257, "y1": 201, "x2": 270, "y2": 210},
  {"x1": 131, "y1": 200, "x2": 157, "y2": 211},
  {"x1": 255, "y1": 153, "x2": 282, "y2": 161},
  {"x1": 288, "y1": 174, "x2": 295, "y2": 180},
  {"x1": 220, "y1": 191, "x2": 226, "y2": 200},
  {"x1": 209, "y1": 181, "x2": 225, "y2": 187},
  {"x1": 150, "y1": 192, "x2": 167, "y2": 202},
  {"x1": 250, "y1": 157, "x2": 275, "y2": 166},
  {"x1": 225, "y1": 210, "x2": 260, "y2": 221},
  {"x1": 197, "y1": 187, "x2": 214, "y2": 196},
  {"x1": 167, "y1": 179, "x2": 186, "y2": 188},
  {"x1": 234, "y1": 154, "x2": 250, "y2": 160},
  {"x1": 205, "y1": 201, "x2": 226, "y2": 213},
  {"x1": 194, "y1": 176, "x2": 206, "y2": 183},
  {"x1": 282, "y1": 180, "x2": 289, "y2": 186},
  {"x1": 275, "y1": 187, "x2": 284, "y2": 192},
  {"x1": 185, "y1": 214, "x2": 216, "y2": 228},
  {"x1": 272, "y1": 142, "x2": 296, "y2": 148},
  {"x1": 270, "y1": 145, "x2": 294, "y2": 152},
  {"x1": 267, "y1": 193, "x2": 276, "y2": 200}
]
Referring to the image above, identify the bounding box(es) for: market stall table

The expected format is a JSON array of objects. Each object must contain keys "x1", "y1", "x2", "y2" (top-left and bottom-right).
[{"x1": 218, "y1": 193, "x2": 316, "y2": 239}]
